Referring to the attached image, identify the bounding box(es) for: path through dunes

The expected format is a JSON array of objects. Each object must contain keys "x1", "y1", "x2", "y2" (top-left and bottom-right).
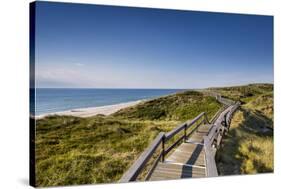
[
  {"x1": 120, "y1": 99, "x2": 240, "y2": 182},
  {"x1": 149, "y1": 124, "x2": 210, "y2": 180}
]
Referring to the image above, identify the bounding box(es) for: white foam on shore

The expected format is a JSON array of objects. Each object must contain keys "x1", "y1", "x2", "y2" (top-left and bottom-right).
[{"x1": 35, "y1": 100, "x2": 144, "y2": 119}]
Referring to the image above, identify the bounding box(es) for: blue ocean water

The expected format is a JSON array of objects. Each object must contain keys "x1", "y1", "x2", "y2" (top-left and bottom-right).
[{"x1": 35, "y1": 88, "x2": 184, "y2": 116}]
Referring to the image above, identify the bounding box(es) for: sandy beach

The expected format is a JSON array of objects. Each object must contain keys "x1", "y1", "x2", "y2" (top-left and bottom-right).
[{"x1": 36, "y1": 100, "x2": 143, "y2": 119}]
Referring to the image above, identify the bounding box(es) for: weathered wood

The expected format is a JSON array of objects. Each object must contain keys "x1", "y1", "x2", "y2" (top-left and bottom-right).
[
  {"x1": 165, "y1": 123, "x2": 187, "y2": 141},
  {"x1": 216, "y1": 132, "x2": 223, "y2": 148},
  {"x1": 120, "y1": 100, "x2": 240, "y2": 182},
  {"x1": 166, "y1": 143, "x2": 205, "y2": 166},
  {"x1": 203, "y1": 136, "x2": 218, "y2": 177},
  {"x1": 161, "y1": 136, "x2": 165, "y2": 162},
  {"x1": 203, "y1": 102, "x2": 240, "y2": 177},
  {"x1": 167, "y1": 155, "x2": 205, "y2": 166},
  {"x1": 165, "y1": 112, "x2": 205, "y2": 141},
  {"x1": 150, "y1": 141, "x2": 207, "y2": 180},
  {"x1": 185, "y1": 118, "x2": 206, "y2": 140},
  {"x1": 119, "y1": 132, "x2": 165, "y2": 182},
  {"x1": 186, "y1": 124, "x2": 212, "y2": 144},
  {"x1": 209, "y1": 105, "x2": 227, "y2": 123},
  {"x1": 206, "y1": 123, "x2": 220, "y2": 144},
  {"x1": 149, "y1": 162, "x2": 206, "y2": 181},
  {"x1": 144, "y1": 152, "x2": 163, "y2": 180}
]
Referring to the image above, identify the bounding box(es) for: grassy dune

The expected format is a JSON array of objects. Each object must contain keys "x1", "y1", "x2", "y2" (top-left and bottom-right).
[
  {"x1": 113, "y1": 91, "x2": 220, "y2": 121},
  {"x1": 35, "y1": 91, "x2": 221, "y2": 187},
  {"x1": 213, "y1": 84, "x2": 274, "y2": 175}
]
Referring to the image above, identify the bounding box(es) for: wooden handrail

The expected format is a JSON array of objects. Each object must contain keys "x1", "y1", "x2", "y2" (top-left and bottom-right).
[
  {"x1": 225, "y1": 102, "x2": 240, "y2": 127},
  {"x1": 165, "y1": 123, "x2": 187, "y2": 141},
  {"x1": 204, "y1": 136, "x2": 218, "y2": 177},
  {"x1": 203, "y1": 101, "x2": 240, "y2": 177},
  {"x1": 206, "y1": 123, "x2": 220, "y2": 144},
  {"x1": 120, "y1": 112, "x2": 208, "y2": 182},
  {"x1": 120, "y1": 100, "x2": 240, "y2": 182},
  {"x1": 165, "y1": 112, "x2": 206, "y2": 141},
  {"x1": 189, "y1": 112, "x2": 206, "y2": 126},
  {"x1": 119, "y1": 132, "x2": 165, "y2": 182},
  {"x1": 209, "y1": 105, "x2": 227, "y2": 123}
]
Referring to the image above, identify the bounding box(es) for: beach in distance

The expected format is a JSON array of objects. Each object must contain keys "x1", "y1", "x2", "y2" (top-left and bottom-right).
[
  {"x1": 36, "y1": 100, "x2": 143, "y2": 119},
  {"x1": 35, "y1": 88, "x2": 184, "y2": 118}
]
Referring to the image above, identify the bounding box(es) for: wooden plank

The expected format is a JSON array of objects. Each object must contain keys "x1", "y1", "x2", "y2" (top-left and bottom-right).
[
  {"x1": 167, "y1": 150, "x2": 205, "y2": 161},
  {"x1": 177, "y1": 143, "x2": 203, "y2": 152},
  {"x1": 119, "y1": 132, "x2": 165, "y2": 182},
  {"x1": 185, "y1": 119, "x2": 206, "y2": 139},
  {"x1": 186, "y1": 124, "x2": 212, "y2": 144},
  {"x1": 144, "y1": 152, "x2": 163, "y2": 180},
  {"x1": 149, "y1": 163, "x2": 206, "y2": 181},
  {"x1": 198, "y1": 124, "x2": 212, "y2": 131},
  {"x1": 152, "y1": 169, "x2": 204, "y2": 177},
  {"x1": 203, "y1": 136, "x2": 218, "y2": 177},
  {"x1": 166, "y1": 143, "x2": 205, "y2": 166},
  {"x1": 167, "y1": 152, "x2": 205, "y2": 165},
  {"x1": 156, "y1": 164, "x2": 205, "y2": 174},
  {"x1": 156, "y1": 169, "x2": 205, "y2": 176},
  {"x1": 187, "y1": 137, "x2": 205, "y2": 142}
]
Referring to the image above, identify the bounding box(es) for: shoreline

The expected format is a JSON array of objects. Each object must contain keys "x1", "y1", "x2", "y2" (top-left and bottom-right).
[{"x1": 35, "y1": 100, "x2": 144, "y2": 119}]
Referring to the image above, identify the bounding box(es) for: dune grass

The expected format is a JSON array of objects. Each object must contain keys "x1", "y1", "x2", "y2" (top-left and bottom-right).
[
  {"x1": 36, "y1": 115, "x2": 180, "y2": 186},
  {"x1": 35, "y1": 90, "x2": 221, "y2": 187},
  {"x1": 208, "y1": 83, "x2": 273, "y2": 104},
  {"x1": 113, "y1": 91, "x2": 221, "y2": 121},
  {"x1": 214, "y1": 84, "x2": 273, "y2": 175}
]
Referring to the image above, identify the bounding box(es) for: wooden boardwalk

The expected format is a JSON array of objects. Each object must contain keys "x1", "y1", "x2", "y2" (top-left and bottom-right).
[
  {"x1": 149, "y1": 124, "x2": 211, "y2": 180},
  {"x1": 120, "y1": 96, "x2": 240, "y2": 183}
]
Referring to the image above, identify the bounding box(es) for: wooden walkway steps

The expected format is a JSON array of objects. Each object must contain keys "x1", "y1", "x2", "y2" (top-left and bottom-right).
[
  {"x1": 149, "y1": 124, "x2": 212, "y2": 181},
  {"x1": 149, "y1": 161, "x2": 206, "y2": 181},
  {"x1": 119, "y1": 96, "x2": 240, "y2": 183}
]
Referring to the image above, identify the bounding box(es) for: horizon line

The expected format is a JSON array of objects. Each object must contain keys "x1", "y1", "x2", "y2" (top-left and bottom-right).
[{"x1": 33, "y1": 82, "x2": 273, "y2": 90}]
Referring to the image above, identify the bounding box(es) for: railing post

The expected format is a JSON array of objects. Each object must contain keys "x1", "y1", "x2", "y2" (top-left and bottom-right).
[
  {"x1": 184, "y1": 123, "x2": 187, "y2": 141},
  {"x1": 161, "y1": 136, "x2": 165, "y2": 162},
  {"x1": 224, "y1": 113, "x2": 228, "y2": 128},
  {"x1": 204, "y1": 113, "x2": 208, "y2": 124}
]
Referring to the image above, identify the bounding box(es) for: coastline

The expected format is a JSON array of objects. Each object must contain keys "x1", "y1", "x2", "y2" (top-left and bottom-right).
[{"x1": 35, "y1": 100, "x2": 144, "y2": 119}]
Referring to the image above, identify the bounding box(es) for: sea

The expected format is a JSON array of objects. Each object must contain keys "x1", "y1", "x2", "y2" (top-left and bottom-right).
[{"x1": 34, "y1": 88, "x2": 184, "y2": 116}]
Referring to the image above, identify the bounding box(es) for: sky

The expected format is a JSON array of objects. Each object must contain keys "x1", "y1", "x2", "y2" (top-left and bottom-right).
[{"x1": 34, "y1": 2, "x2": 273, "y2": 89}]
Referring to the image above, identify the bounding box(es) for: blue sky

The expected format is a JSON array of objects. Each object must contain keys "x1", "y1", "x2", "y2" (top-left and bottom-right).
[{"x1": 35, "y1": 2, "x2": 273, "y2": 89}]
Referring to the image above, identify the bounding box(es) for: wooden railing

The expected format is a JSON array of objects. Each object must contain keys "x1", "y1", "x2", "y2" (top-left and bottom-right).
[
  {"x1": 119, "y1": 132, "x2": 165, "y2": 182},
  {"x1": 120, "y1": 96, "x2": 240, "y2": 182},
  {"x1": 119, "y1": 112, "x2": 210, "y2": 182},
  {"x1": 203, "y1": 102, "x2": 240, "y2": 177},
  {"x1": 209, "y1": 105, "x2": 227, "y2": 124}
]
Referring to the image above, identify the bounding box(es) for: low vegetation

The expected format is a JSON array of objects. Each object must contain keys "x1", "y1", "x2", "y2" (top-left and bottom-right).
[
  {"x1": 35, "y1": 84, "x2": 274, "y2": 186},
  {"x1": 213, "y1": 84, "x2": 273, "y2": 175},
  {"x1": 35, "y1": 90, "x2": 221, "y2": 187},
  {"x1": 114, "y1": 91, "x2": 220, "y2": 121}
]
